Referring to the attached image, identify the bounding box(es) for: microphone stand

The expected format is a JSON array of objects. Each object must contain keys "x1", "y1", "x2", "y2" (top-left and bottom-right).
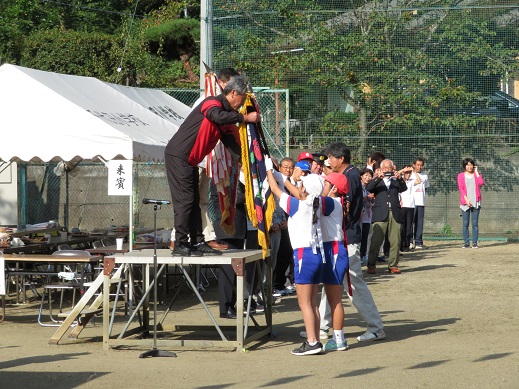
[{"x1": 139, "y1": 203, "x2": 176, "y2": 358}]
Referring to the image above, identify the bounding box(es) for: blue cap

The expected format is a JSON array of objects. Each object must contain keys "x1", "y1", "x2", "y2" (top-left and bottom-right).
[{"x1": 295, "y1": 160, "x2": 311, "y2": 172}]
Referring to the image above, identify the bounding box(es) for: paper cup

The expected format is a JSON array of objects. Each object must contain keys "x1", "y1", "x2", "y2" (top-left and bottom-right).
[{"x1": 116, "y1": 238, "x2": 124, "y2": 250}]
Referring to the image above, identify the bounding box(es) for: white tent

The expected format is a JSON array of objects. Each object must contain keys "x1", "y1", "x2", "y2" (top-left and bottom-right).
[
  {"x1": 106, "y1": 82, "x2": 192, "y2": 129},
  {"x1": 0, "y1": 64, "x2": 189, "y2": 163},
  {"x1": 0, "y1": 64, "x2": 191, "y2": 235}
]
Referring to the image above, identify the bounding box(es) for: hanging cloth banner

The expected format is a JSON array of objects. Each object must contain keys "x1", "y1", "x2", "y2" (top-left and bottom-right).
[
  {"x1": 239, "y1": 94, "x2": 276, "y2": 259},
  {"x1": 108, "y1": 160, "x2": 133, "y2": 196}
]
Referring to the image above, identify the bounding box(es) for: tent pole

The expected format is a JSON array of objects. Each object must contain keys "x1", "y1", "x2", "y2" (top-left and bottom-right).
[
  {"x1": 64, "y1": 169, "x2": 69, "y2": 229},
  {"x1": 129, "y1": 160, "x2": 135, "y2": 253}
]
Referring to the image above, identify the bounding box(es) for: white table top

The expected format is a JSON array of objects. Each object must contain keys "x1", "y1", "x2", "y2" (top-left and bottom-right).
[{"x1": 107, "y1": 249, "x2": 267, "y2": 265}]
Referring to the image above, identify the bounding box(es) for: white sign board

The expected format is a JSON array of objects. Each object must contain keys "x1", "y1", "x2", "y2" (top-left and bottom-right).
[
  {"x1": 0, "y1": 258, "x2": 5, "y2": 295},
  {"x1": 108, "y1": 160, "x2": 133, "y2": 196}
]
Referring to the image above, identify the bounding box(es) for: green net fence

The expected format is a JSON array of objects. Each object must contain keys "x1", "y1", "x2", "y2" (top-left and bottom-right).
[
  {"x1": 21, "y1": 162, "x2": 172, "y2": 233},
  {"x1": 206, "y1": 1, "x2": 519, "y2": 239},
  {"x1": 20, "y1": 2, "x2": 519, "y2": 239}
]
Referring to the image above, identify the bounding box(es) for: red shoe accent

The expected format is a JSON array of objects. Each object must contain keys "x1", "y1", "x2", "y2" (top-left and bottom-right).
[
  {"x1": 367, "y1": 266, "x2": 377, "y2": 274},
  {"x1": 388, "y1": 267, "x2": 401, "y2": 274}
]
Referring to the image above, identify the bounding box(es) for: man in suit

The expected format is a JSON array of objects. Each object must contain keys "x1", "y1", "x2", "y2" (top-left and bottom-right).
[{"x1": 366, "y1": 159, "x2": 409, "y2": 274}]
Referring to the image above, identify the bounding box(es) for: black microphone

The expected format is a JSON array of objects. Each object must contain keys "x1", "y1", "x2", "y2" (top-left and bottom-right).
[{"x1": 142, "y1": 198, "x2": 171, "y2": 205}]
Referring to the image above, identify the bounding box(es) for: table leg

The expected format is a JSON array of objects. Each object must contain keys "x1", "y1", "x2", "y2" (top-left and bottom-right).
[
  {"x1": 236, "y1": 264, "x2": 244, "y2": 350},
  {"x1": 103, "y1": 272, "x2": 110, "y2": 350}
]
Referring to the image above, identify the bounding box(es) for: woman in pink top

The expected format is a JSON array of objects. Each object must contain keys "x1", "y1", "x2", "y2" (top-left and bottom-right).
[{"x1": 457, "y1": 158, "x2": 484, "y2": 248}]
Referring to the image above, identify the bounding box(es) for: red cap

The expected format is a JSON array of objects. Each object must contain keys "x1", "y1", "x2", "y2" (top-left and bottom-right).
[
  {"x1": 324, "y1": 173, "x2": 349, "y2": 195},
  {"x1": 297, "y1": 152, "x2": 314, "y2": 162}
]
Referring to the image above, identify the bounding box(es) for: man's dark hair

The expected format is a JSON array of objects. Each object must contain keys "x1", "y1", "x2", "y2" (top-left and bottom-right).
[
  {"x1": 223, "y1": 75, "x2": 249, "y2": 95},
  {"x1": 218, "y1": 68, "x2": 240, "y2": 82},
  {"x1": 360, "y1": 168, "x2": 374, "y2": 177},
  {"x1": 414, "y1": 156, "x2": 425, "y2": 165},
  {"x1": 325, "y1": 142, "x2": 351, "y2": 164},
  {"x1": 370, "y1": 151, "x2": 386, "y2": 164},
  {"x1": 463, "y1": 157, "x2": 475, "y2": 169}
]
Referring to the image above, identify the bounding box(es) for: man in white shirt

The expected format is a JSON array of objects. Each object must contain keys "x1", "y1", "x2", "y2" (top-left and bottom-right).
[{"x1": 410, "y1": 157, "x2": 429, "y2": 249}]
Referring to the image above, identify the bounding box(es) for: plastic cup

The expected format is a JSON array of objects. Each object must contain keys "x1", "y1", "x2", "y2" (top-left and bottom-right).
[{"x1": 116, "y1": 238, "x2": 124, "y2": 250}]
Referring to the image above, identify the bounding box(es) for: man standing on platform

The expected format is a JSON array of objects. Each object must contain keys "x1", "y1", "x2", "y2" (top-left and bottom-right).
[{"x1": 165, "y1": 76, "x2": 261, "y2": 257}]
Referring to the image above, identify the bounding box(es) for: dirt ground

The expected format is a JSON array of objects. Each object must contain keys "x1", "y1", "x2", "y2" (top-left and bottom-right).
[{"x1": 1, "y1": 240, "x2": 519, "y2": 389}]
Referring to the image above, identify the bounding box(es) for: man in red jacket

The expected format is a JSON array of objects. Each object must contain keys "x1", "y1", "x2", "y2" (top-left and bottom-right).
[{"x1": 165, "y1": 75, "x2": 260, "y2": 257}]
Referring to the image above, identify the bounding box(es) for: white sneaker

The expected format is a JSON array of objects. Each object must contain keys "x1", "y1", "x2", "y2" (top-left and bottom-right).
[
  {"x1": 356, "y1": 330, "x2": 386, "y2": 342},
  {"x1": 299, "y1": 330, "x2": 330, "y2": 340},
  {"x1": 272, "y1": 289, "x2": 282, "y2": 298},
  {"x1": 409, "y1": 243, "x2": 415, "y2": 249}
]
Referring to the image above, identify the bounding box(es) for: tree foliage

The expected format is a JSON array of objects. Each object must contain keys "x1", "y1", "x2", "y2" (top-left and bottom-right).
[
  {"x1": 212, "y1": 0, "x2": 519, "y2": 193},
  {"x1": 0, "y1": 0, "x2": 199, "y2": 87}
]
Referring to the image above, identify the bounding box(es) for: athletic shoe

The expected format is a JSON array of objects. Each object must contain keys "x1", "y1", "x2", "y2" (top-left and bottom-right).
[
  {"x1": 272, "y1": 289, "x2": 283, "y2": 298},
  {"x1": 377, "y1": 256, "x2": 387, "y2": 263},
  {"x1": 472, "y1": 245, "x2": 479, "y2": 249},
  {"x1": 255, "y1": 304, "x2": 265, "y2": 313},
  {"x1": 193, "y1": 242, "x2": 222, "y2": 256},
  {"x1": 171, "y1": 243, "x2": 202, "y2": 257},
  {"x1": 323, "y1": 339, "x2": 348, "y2": 352},
  {"x1": 360, "y1": 256, "x2": 368, "y2": 266},
  {"x1": 415, "y1": 245, "x2": 423, "y2": 249},
  {"x1": 367, "y1": 266, "x2": 377, "y2": 274},
  {"x1": 299, "y1": 329, "x2": 330, "y2": 340},
  {"x1": 356, "y1": 330, "x2": 386, "y2": 342},
  {"x1": 285, "y1": 285, "x2": 297, "y2": 294},
  {"x1": 409, "y1": 243, "x2": 415, "y2": 249},
  {"x1": 291, "y1": 341, "x2": 323, "y2": 356},
  {"x1": 461, "y1": 245, "x2": 469, "y2": 249}
]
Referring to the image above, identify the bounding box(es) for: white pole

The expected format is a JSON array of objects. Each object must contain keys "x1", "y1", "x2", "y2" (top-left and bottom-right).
[{"x1": 200, "y1": 0, "x2": 213, "y2": 94}]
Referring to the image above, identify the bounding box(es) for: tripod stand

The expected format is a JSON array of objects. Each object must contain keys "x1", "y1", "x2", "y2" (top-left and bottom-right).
[{"x1": 139, "y1": 199, "x2": 176, "y2": 358}]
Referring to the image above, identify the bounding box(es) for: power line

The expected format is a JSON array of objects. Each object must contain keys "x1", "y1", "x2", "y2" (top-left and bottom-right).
[{"x1": 115, "y1": 0, "x2": 140, "y2": 83}]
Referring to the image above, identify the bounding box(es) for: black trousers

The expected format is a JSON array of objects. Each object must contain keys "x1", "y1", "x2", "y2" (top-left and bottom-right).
[
  {"x1": 360, "y1": 222, "x2": 371, "y2": 257},
  {"x1": 401, "y1": 207, "x2": 415, "y2": 249},
  {"x1": 165, "y1": 153, "x2": 203, "y2": 245},
  {"x1": 273, "y1": 228, "x2": 293, "y2": 290}
]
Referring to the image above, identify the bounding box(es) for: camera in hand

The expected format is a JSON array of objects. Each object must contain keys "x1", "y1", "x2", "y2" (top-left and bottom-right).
[{"x1": 384, "y1": 171, "x2": 393, "y2": 177}]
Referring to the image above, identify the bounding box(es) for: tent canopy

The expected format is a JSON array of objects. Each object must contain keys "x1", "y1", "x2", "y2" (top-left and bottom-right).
[{"x1": 0, "y1": 64, "x2": 190, "y2": 163}]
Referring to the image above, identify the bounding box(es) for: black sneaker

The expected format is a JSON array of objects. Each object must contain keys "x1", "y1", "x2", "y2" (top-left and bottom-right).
[
  {"x1": 291, "y1": 341, "x2": 323, "y2": 356},
  {"x1": 171, "y1": 243, "x2": 203, "y2": 257},
  {"x1": 193, "y1": 242, "x2": 222, "y2": 256}
]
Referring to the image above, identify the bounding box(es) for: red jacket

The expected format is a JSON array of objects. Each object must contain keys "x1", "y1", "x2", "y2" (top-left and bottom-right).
[{"x1": 165, "y1": 94, "x2": 242, "y2": 165}]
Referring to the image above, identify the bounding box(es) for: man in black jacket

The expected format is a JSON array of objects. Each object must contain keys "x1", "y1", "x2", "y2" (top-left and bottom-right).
[
  {"x1": 165, "y1": 75, "x2": 260, "y2": 257},
  {"x1": 366, "y1": 159, "x2": 409, "y2": 274}
]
